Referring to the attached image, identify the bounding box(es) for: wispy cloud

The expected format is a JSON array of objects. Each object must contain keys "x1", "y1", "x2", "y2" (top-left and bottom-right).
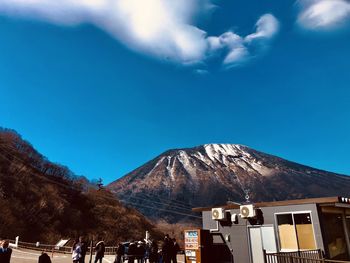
[
  {"x1": 207, "y1": 32, "x2": 247, "y2": 66},
  {"x1": 297, "y1": 0, "x2": 350, "y2": 30},
  {"x1": 206, "y1": 14, "x2": 280, "y2": 68},
  {"x1": 245, "y1": 14, "x2": 280, "y2": 42},
  {"x1": 0, "y1": 0, "x2": 279, "y2": 69}
]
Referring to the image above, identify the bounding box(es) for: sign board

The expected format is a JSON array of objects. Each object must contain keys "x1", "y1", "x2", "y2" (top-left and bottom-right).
[
  {"x1": 184, "y1": 229, "x2": 213, "y2": 263},
  {"x1": 55, "y1": 239, "x2": 70, "y2": 249},
  {"x1": 185, "y1": 230, "x2": 199, "y2": 250},
  {"x1": 185, "y1": 250, "x2": 196, "y2": 257}
]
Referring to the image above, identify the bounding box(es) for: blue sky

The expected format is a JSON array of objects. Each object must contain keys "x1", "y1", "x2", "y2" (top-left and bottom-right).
[{"x1": 0, "y1": 0, "x2": 350, "y2": 184}]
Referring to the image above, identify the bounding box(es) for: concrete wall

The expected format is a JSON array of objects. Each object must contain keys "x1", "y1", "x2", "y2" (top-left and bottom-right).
[
  {"x1": 202, "y1": 204, "x2": 324, "y2": 263},
  {"x1": 203, "y1": 209, "x2": 250, "y2": 263}
]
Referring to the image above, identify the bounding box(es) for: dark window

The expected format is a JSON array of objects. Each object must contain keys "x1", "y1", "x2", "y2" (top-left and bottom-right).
[{"x1": 322, "y1": 212, "x2": 349, "y2": 260}]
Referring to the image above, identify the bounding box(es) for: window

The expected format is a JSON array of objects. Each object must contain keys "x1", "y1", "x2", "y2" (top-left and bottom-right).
[
  {"x1": 294, "y1": 213, "x2": 316, "y2": 250},
  {"x1": 276, "y1": 212, "x2": 316, "y2": 251},
  {"x1": 277, "y1": 214, "x2": 298, "y2": 251}
]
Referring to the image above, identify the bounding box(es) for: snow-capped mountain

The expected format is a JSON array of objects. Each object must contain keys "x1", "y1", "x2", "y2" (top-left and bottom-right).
[{"x1": 107, "y1": 144, "x2": 350, "y2": 223}]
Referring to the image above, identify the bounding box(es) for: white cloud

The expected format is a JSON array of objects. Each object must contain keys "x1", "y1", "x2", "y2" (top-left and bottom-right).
[
  {"x1": 297, "y1": 0, "x2": 350, "y2": 30},
  {"x1": 245, "y1": 14, "x2": 280, "y2": 42},
  {"x1": 223, "y1": 47, "x2": 249, "y2": 66},
  {"x1": 0, "y1": 0, "x2": 104, "y2": 25},
  {"x1": 0, "y1": 0, "x2": 279, "y2": 69},
  {"x1": 101, "y1": 0, "x2": 211, "y2": 63},
  {"x1": 195, "y1": 69, "x2": 210, "y2": 75},
  {"x1": 0, "y1": 0, "x2": 211, "y2": 64},
  {"x1": 206, "y1": 14, "x2": 279, "y2": 67}
]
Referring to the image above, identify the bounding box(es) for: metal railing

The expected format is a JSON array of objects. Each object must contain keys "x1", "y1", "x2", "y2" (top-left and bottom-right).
[
  {"x1": 6, "y1": 240, "x2": 116, "y2": 255},
  {"x1": 264, "y1": 249, "x2": 350, "y2": 263}
]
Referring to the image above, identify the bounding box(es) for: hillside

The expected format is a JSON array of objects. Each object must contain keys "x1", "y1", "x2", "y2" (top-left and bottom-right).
[
  {"x1": 0, "y1": 128, "x2": 160, "y2": 244},
  {"x1": 108, "y1": 144, "x2": 350, "y2": 223}
]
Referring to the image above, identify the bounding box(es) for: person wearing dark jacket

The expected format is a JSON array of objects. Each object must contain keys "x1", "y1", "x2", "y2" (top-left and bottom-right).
[
  {"x1": 114, "y1": 243, "x2": 124, "y2": 263},
  {"x1": 136, "y1": 242, "x2": 145, "y2": 263},
  {"x1": 94, "y1": 241, "x2": 105, "y2": 263},
  {"x1": 38, "y1": 251, "x2": 52, "y2": 263},
  {"x1": 79, "y1": 237, "x2": 88, "y2": 263},
  {"x1": 170, "y1": 239, "x2": 180, "y2": 263},
  {"x1": 127, "y1": 242, "x2": 137, "y2": 263},
  {"x1": 148, "y1": 240, "x2": 158, "y2": 263},
  {"x1": 161, "y1": 235, "x2": 171, "y2": 263},
  {"x1": 0, "y1": 240, "x2": 12, "y2": 263}
]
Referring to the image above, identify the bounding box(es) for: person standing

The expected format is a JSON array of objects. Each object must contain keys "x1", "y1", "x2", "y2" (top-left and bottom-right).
[
  {"x1": 72, "y1": 239, "x2": 82, "y2": 263},
  {"x1": 79, "y1": 236, "x2": 88, "y2": 263},
  {"x1": 0, "y1": 240, "x2": 12, "y2": 263},
  {"x1": 38, "y1": 251, "x2": 52, "y2": 263},
  {"x1": 170, "y1": 239, "x2": 179, "y2": 263},
  {"x1": 114, "y1": 243, "x2": 125, "y2": 263},
  {"x1": 94, "y1": 240, "x2": 105, "y2": 263},
  {"x1": 127, "y1": 242, "x2": 137, "y2": 263},
  {"x1": 136, "y1": 242, "x2": 145, "y2": 263},
  {"x1": 148, "y1": 240, "x2": 158, "y2": 263},
  {"x1": 161, "y1": 235, "x2": 171, "y2": 263}
]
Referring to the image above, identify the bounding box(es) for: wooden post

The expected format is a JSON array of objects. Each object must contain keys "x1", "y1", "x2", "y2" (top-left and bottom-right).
[
  {"x1": 317, "y1": 249, "x2": 322, "y2": 260},
  {"x1": 89, "y1": 239, "x2": 93, "y2": 263}
]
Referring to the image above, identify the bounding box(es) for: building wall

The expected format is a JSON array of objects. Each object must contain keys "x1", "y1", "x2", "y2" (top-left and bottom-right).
[
  {"x1": 202, "y1": 204, "x2": 325, "y2": 263},
  {"x1": 203, "y1": 209, "x2": 250, "y2": 263}
]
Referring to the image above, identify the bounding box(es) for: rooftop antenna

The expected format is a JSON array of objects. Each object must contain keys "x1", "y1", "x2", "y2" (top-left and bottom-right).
[
  {"x1": 231, "y1": 172, "x2": 252, "y2": 204},
  {"x1": 244, "y1": 189, "x2": 251, "y2": 204}
]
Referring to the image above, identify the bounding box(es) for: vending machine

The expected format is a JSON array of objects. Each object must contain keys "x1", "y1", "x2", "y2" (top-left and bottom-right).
[{"x1": 184, "y1": 229, "x2": 212, "y2": 263}]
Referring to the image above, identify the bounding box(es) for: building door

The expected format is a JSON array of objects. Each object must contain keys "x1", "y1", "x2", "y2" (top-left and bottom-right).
[
  {"x1": 249, "y1": 226, "x2": 277, "y2": 263},
  {"x1": 249, "y1": 227, "x2": 264, "y2": 263}
]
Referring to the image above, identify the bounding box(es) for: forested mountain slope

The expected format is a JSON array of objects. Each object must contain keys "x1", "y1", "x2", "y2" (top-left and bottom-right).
[{"x1": 0, "y1": 128, "x2": 160, "y2": 244}]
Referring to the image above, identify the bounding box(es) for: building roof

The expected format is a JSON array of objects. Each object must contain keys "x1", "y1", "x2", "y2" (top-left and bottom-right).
[{"x1": 192, "y1": 196, "x2": 347, "y2": 212}]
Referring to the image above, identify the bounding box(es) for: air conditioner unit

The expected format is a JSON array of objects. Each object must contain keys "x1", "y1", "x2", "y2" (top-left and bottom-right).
[
  {"x1": 211, "y1": 208, "x2": 226, "y2": 220},
  {"x1": 240, "y1": 204, "x2": 256, "y2": 218}
]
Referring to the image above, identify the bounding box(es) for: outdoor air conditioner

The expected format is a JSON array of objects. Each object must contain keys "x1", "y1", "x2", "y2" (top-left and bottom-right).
[
  {"x1": 240, "y1": 204, "x2": 256, "y2": 218},
  {"x1": 211, "y1": 208, "x2": 226, "y2": 220}
]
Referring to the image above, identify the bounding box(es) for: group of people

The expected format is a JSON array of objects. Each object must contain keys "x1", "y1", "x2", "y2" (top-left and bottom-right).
[
  {"x1": 0, "y1": 239, "x2": 51, "y2": 263},
  {"x1": 114, "y1": 234, "x2": 180, "y2": 263},
  {"x1": 115, "y1": 241, "x2": 145, "y2": 263},
  {"x1": 72, "y1": 236, "x2": 105, "y2": 263},
  {"x1": 159, "y1": 235, "x2": 180, "y2": 263},
  {"x1": 0, "y1": 234, "x2": 180, "y2": 263}
]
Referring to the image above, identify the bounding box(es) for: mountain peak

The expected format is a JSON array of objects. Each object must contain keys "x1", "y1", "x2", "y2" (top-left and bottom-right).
[
  {"x1": 108, "y1": 144, "x2": 350, "y2": 223},
  {"x1": 161, "y1": 143, "x2": 250, "y2": 162},
  {"x1": 203, "y1": 143, "x2": 247, "y2": 158}
]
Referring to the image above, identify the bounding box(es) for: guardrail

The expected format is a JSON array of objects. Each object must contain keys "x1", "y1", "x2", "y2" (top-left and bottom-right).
[
  {"x1": 4, "y1": 239, "x2": 116, "y2": 255},
  {"x1": 264, "y1": 249, "x2": 350, "y2": 263}
]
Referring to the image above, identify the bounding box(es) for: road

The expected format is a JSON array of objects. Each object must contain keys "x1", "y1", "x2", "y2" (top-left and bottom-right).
[{"x1": 11, "y1": 248, "x2": 185, "y2": 263}]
